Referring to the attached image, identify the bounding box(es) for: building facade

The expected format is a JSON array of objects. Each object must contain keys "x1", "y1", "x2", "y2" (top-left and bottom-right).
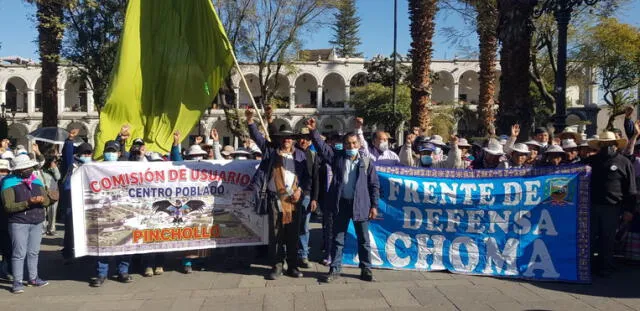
[{"x1": 0, "y1": 54, "x2": 600, "y2": 148}]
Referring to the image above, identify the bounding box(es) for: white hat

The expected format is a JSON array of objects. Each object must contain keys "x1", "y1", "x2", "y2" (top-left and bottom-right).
[
  {"x1": 14, "y1": 147, "x2": 28, "y2": 156},
  {"x1": 429, "y1": 135, "x2": 446, "y2": 147},
  {"x1": 561, "y1": 139, "x2": 578, "y2": 150},
  {"x1": 146, "y1": 152, "x2": 164, "y2": 162},
  {"x1": 558, "y1": 128, "x2": 582, "y2": 144},
  {"x1": 510, "y1": 143, "x2": 530, "y2": 154},
  {"x1": 187, "y1": 144, "x2": 207, "y2": 157},
  {"x1": 588, "y1": 131, "x2": 627, "y2": 150},
  {"x1": 232, "y1": 149, "x2": 251, "y2": 158},
  {"x1": 0, "y1": 159, "x2": 10, "y2": 171},
  {"x1": 457, "y1": 138, "x2": 471, "y2": 148},
  {"x1": 221, "y1": 145, "x2": 235, "y2": 156},
  {"x1": 545, "y1": 145, "x2": 565, "y2": 155},
  {"x1": 11, "y1": 154, "x2": 38, "y2": 171},
  {"x1": 483, "y1": 139, "x2": 505, "y2": 156},
  {"x1": 524, "y1": 140, "x2": 542, "y2": 149},
  {"x1": 1, "y1": 150, "x2": 15, "y2": 160}
]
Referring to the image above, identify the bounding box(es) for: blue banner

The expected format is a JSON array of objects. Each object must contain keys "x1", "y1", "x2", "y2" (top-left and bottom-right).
[{"x1": 343, "y1": 165, "x2": 591, "y2": 283}]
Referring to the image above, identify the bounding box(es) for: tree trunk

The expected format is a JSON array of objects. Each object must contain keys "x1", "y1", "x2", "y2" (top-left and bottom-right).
[
  {"x1": 476, "y1": 1, "x2": 498, "y2": 137},
  {"x1": 408, "y1": 0, "x2": 438, "y2": 133},
  {"x1": 496, "y1": 0, "x2": 535, "y2": 139},
  {"x1": 37, "y1": 1, "x2": 64, "y2": 127}
]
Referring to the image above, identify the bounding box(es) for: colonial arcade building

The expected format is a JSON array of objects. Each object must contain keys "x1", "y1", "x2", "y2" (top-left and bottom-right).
[{"x1": 0, "y1": 50, "x2": 599, "y2": 148}]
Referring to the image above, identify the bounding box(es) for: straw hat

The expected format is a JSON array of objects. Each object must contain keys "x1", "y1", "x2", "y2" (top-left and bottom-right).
[
  {"x1": 544, "y1": 145, "x2": 565, "y2": 155},
  {"x1": 524, "y1": 140, "x2": 542, "y2": 149},
  {"x1": 558, "y1": 128, "x2": 582, "y2": 144},
  {"x1": 1, "y1": 150, "x2": 15, "y2": 160},
  {"x1": 0, "y1": 159, "x2": 10, "y2": 171},
  {"x1": 220, "y1": 145, "x2": 235, "y2": 156},
  {"x1": 232, "y1": 149, "x2": 252, "y2": 158},
  {"x1": 146, "y1": 152, "x2": 165, "y2": 162},
  {"x1": 187, "y1": 144, "x2": 207, "y2": 157},
  {"x1": 510, "y1": 143, "x2": 530, "y2": 154},
  {"x1": 11, "y1": 154, "x2": 38, "y2": 171},
  {"x1": 561, "y1": 139, "x2": 578, "y2": 150},
  {"x1": 429, "y1": 135, "x2": 446, "y2": 147},
  {"x1": 483, "y1": 139, "x2": 505, "y2": 156},
  {"x1": 587, "y1": 131, "x2": 627, "y2": 150},
  {"x1": 457, "y1": 138, "x2": 471, "y2": 148}
]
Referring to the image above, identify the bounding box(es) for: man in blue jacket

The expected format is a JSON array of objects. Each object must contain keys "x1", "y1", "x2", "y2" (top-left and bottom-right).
[{"x1": 306, "y1": 118, "x2": 380, "y2": 283}]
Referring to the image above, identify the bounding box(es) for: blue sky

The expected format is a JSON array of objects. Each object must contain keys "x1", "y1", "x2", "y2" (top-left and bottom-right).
[{"x1": 1, "y1": 0, "x2": 639, "y2": 61}]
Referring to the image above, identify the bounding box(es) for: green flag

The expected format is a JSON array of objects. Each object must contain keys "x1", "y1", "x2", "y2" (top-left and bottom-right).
[{"x1": 95, "y1": 0, "x2": 234, "y2": 157}]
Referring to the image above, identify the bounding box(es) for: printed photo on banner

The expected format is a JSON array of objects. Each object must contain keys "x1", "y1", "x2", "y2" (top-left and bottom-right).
[{"x1": 70, "y1": 160, "x2": 266, "y2": 257}]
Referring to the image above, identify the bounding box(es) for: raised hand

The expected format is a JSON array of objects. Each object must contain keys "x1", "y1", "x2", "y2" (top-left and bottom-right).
[
  {"x1": 355, "y1": 117, "x2": 364, "y2": 129},
  {"x1": 511, "y1": 124, "x2": 520, "y2": 138},
  {"x1": 68, "y1": 128, "x2": 80, "y2": 139},
  {"x1": 119, "y1": 124, "x2": 131, "y2": 140},
  {"x1": 450, "y1": 135, "x2": 459, "y2": 145},
  {"x1": 210, "y1": 128, "x2": 219, "y2": 142},
  {"x1": 173, "y1": 131, "x2": 181, "y2": 146},
  {"x1": 405, "y1": 133, "x2": 416, "y2": 146},
  {"x1": 306, "y1": 118, "x2": 317, "y2": 131},
  {"x1": 245, "y1": 108, "x2": 255, "y2": 124},
  {"x1": 32, "y1": 143, "x2": 40, "y2": 155}
]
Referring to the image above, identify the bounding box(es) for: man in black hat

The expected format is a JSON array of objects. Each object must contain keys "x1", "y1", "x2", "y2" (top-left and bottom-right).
[
  {"x1": 60, "y1": 128, "x2": 93, "y2": 263},
  {"x1": 294, "y1": 126, "x2": 319, "y2": 269},
  {"x1": 246, "y1": 109, "x2": 311, "y2": 280}
]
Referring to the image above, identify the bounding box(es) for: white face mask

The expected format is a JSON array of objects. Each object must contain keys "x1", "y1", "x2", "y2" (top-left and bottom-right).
[
  {"x1": 192, "y1": 156, "x2": 203, "y2": 160},
  {"x1": 377, "y1": 141, "x2": 389, "y2": 152},
  {"x1": 235, "y1": 156, "x2": 248, "y2": 160}
]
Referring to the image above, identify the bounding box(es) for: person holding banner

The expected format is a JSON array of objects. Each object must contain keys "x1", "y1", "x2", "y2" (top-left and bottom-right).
[
  {"x1": 246, "y1": 109, "x2": 311, "y2": 280},
  {"x1": 2, "y1": 154, "x2": 51, "y2": 293},
  {"x1": 90, "y1": 140, "x2": 133, "y2": 287},
  {"x1": 306, "y1": 118, "x2": 380, "y2": 283}
]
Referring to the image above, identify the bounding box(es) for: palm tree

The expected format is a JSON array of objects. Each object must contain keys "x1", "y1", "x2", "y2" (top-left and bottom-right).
[
  {"x1": 409, "y1": 0, "x2": 438, "y2": 133},
  {"x1": 474, "y1": 1, "x2": 498, "y2": 137},
  {"x1": 30, "y1": 0, "x2": 67, "y2": 127},
  {"x1": 495, "y1": 0, "x2": 536, "y2": 139}
]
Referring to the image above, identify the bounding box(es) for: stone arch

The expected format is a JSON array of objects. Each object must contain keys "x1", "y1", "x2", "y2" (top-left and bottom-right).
[
  {"x1": 294, "y1": 73, "x2": 318, "y2": 108},
  {"x1": 432, "y1": 71, "x2": 455, "y2": 104},
  {"x1": 4, "y1": 76, "x2": 28, "y2": 113},
  {"x1": 64, "y1": 78, "x2": 88, "y2": 112},
  {"x1": 66, "y1": 121, "x2": 90, "y2": 143},
  {"x1": 266, "y1": 73, "x2": 291, "y2": 108},
  {"x1": 7, "y1": 122, "x2": 29, "y2": 148},
  {"x1": 319, "y1": 117, "x2": 345, "y2": 134},
  {"x1": 349, "y1": 71, "x2": 368, "y2": 87},
  {"x1": 321, "y1": 72, "x2": 346, "y2": 108},
  {"x1": 34, "y1": 78, "x2": 43, "y2": 112},
  {"x1": 238, "y1": 73, "x2": 261, "y2": 109},
  {"x1": 458, "y1": 70, "x2": 479, "y2": 105},
  {"x1": 293, "y1": 118, "x2": 307, "y2": 133},
  {"x1": 272, "y1": 118, "x2": 293, "y2": 133}
]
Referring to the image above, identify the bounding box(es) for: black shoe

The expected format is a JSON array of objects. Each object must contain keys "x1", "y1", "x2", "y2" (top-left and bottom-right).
[
  {"x1": 90, "y1": 277, "x2": 106, "y2": 287},
  {"x1": 360, "y1": 268, "x2": 375, "y2": 282},
  {"x1": 323, "y1": 269, "x2": 341, "y2": 283},
  {"x1": 298, "y1": 258, "x2": 311, "y2": 269},
  {"x1": 117, "y1": 274, "x2": 133, "y2": 283},
  {"x1": 266, "y1": 264, "x2": 283, "y2": 280},
  {"x1": 286, "y1": 268, "x2": 303, "y2": 278}
]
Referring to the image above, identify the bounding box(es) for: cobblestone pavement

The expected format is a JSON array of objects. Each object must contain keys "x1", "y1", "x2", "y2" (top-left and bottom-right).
[{"x1": 1, "y1": 222, "x2": 639, "y2": 311}]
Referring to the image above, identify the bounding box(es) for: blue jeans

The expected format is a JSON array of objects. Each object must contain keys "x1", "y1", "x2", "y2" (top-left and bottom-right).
[
  {"x1": 96, "y1": 256, "x2": 131, "y2": 278},
  {"x1": 298, "y1": 196, "x2": 311, "y2": 260},
  {"x1": 330, "y1": 199, "x2": 371, "y2": 272},
  {"x1": 9, "y1": 222, "x2": 43, "y2": 282}
]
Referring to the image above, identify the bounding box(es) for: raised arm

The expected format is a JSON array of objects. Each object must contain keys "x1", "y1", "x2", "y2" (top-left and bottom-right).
[
  {"x1": 170, "y1": 131, "x2": 183, "y2": 161},
  {"x1": 246, "y1": 109, "x2": 268, "y2": 153},
  {"x1": 210, "y1": 128, "x2": 224, "y2": 160},
  {"x1": 504, "y1": 124, "x2": 519, "y2": 154},
  {"x1": 445, "y1": 135, "x2": 462, "y2": 169},
  {"x1": 399, "y1": 133, "x2": 417, "y2": 167},
  {"x1": 623, "y1": 120, "x2": 640, "y2": 156},
  {"x1": 307, "y1": 118, "x2": 335, "y2": 164},
  {"x1": 354, "y1": 117, "x2": 372, "y2": 158}
]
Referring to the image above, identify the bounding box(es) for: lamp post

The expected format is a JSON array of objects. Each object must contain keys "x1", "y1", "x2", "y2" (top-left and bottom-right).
[
  {"x1": 533, "y1": 0, "x2": 600, "y2": 133},
  {"x1": 392, "y1": 0, "x2": 398, "y2": 116}
]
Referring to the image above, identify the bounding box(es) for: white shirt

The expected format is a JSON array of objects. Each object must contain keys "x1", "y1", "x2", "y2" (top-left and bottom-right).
[
  {"x1": 268, "y1": 153, "x2": 296, "y2": 194},
  {"x1": 356, "y1": 129, "x2": 401, "y2": 166}
]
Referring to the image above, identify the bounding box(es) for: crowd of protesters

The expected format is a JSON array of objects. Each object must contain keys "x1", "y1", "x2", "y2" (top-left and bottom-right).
[{"x1": 0, "y1": 105, "x2": 639, "y2": 294}]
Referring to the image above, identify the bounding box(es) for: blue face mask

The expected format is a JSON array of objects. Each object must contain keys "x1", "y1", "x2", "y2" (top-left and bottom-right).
[
  {"x1": 334, "y1": 143, "x2": 343, "y2": 151},
  {"x1": 420, "y1": 155, "x2": 433, "y2": 166},
  {"x1": 309, "y1": 144, "x2": 316, "y2": 152},
  {"x1": 79, "y1": 156, "x2": 92, "y2": 164},
  {"x1": 104, "y1": 152, "x2": 118, "y2": 162},
  {"x1": 345, "y1": 149, "x2": 358, "y2": 157}
]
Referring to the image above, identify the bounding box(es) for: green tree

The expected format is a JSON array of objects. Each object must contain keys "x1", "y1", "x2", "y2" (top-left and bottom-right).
[
  {"x1": 363, "y1": 54, "x2": 411, "y2": 87},
  {"x1": 409, "y1": 0, "x2": 438, "y2": 133},
  {"x1": 350, "y1": 83, "x2": 411, "y2": 132},
  {"x1": 576, "y1": 18, "x2": 640, "y2": 129},
  {"x1": 63, "y1": 0, "x2": 127, "y2": 111},
  {"x1": 328, "y1": 0, "x2": 362, "y2": 58}
]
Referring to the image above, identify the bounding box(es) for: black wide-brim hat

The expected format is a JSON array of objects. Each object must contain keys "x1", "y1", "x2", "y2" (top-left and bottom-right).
[{"x1": 271, "y1": 129, "x2": 302, "y2": 139}]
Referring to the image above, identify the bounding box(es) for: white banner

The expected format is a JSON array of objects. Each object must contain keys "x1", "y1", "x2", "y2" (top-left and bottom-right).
[{"x1": 71, "y1": 160, "x2": 266, "y2": 257}]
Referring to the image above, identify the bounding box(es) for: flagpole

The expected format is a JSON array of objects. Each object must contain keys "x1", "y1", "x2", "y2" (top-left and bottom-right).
[{"x1": 228, "y1": 49, "x2": 271, "y2": 142}]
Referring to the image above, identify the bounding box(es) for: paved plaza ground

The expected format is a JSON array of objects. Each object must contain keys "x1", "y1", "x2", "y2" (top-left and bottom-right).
[{"x1": 1, "y1": 221, "x2": 639, "y2": 311}]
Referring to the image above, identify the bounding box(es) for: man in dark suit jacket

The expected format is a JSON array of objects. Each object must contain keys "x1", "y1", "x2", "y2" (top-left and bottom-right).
[{"x1": 306, "y1": 118, "x2": 380, "y2": 283}]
